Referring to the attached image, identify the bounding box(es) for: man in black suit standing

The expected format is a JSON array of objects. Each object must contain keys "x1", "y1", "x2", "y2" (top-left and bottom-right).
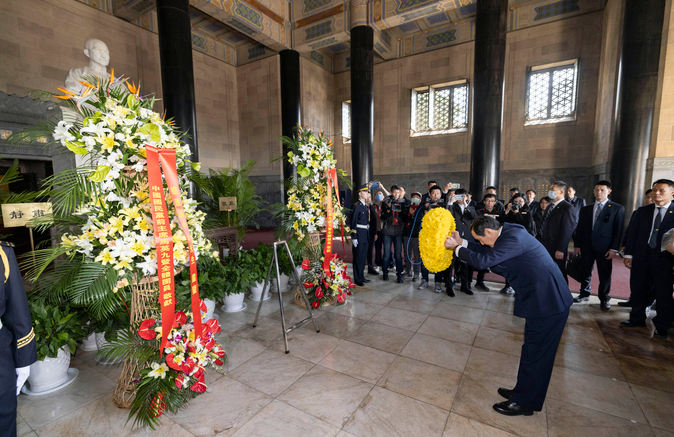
[
  {"x1": 622, "y1": 179, "x2": 674, "y2": 339},
  {"x1": 566, "y1": 185, "x2": 586, "y2": 215},
  {"x1": 449, "y1": 188, "x2": 478, "y2": 294},
  {"x1": 445, "y1": 217, "x2": 573, "y2": 416},
  {"x1": 525, "y1": 190, "x2": 539, "y2": 215},
  {"x1": 572, "y1": 181, "x2": 625, "y2": 309},
  {"x1": 540, "y1": 181, "x2": 578, "y2": 282}
]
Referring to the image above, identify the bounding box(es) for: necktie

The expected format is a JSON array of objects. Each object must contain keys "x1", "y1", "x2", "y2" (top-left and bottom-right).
[
  {"x1": 649, "y1": 207, "x2": 663, "y2": 249},
  {"x1": 593, "y1": 203, "x2": 603, "y2": 229},
  {"x1": 541, "y1": 203, "x2": 554, "y2": 235}
]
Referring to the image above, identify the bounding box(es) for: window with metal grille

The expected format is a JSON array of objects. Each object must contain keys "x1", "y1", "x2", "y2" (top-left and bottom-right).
[
  {"x1": 342, "y1": 101, "x2": 351, "y2": 143},
  {"x1": 525, "y1": 60, "x2": 578, "y2": 125},
  {"x1": 411, "y1": 80, "x2": 468, "y2": 136}
]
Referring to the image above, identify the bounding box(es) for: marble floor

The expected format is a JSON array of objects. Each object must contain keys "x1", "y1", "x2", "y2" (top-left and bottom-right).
[{"x1": 16, "y1": 271, "x2": 674, "y2": 437}]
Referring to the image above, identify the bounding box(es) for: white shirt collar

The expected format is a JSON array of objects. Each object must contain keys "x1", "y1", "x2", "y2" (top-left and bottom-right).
[
  {"x1": 656, "y1": 202, "x2": 672, "y2": 212},
  {"x1": 552, "y1": 198, "x2": 564, "y2": 207}
]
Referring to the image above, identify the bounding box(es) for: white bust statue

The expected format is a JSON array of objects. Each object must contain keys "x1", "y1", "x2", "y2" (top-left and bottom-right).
[{"x1": 64, "y1": 39, "x2": 110, "y2": 94}]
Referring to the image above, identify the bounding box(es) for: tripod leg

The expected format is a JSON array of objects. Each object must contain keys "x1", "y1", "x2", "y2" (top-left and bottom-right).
[
  {"x1": 274, "y1": 244, "x2": 290, "y2": 353},
  {"x1": 253, "y1": 254, "x2": 275, "y2": 328},
  {"x1": 284, "y1": 241, "x2": 320, "y2": 333}
]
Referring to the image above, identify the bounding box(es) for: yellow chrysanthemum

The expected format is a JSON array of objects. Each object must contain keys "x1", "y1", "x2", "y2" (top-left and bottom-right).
[{"x1": 419, "y1": 208, "x2": 456, "y2": 273}]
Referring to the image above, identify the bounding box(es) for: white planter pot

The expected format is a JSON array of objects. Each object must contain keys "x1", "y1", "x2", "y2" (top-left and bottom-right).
[
  {"x1": 26, "y1": 346, "x2": 72, "y2": 394},
  {"x1": 80, "y1": 332, "x2": 97, "y2": 351},
  {"x1": 202, "y1": 298, "x2": 216, "y2": 321},
  {"x1": 249, "y1": 281, "x2": 270, "y2": 301},
  {"x1": 290, "y1": 266, "x2": 302, "y2": 284},
  {"x1": 221, "y1": 293, "x2": 246, "y2": 313},
  {"x1": 271, "y1": 274, "x2": 290, "y2": 293},
  {"x1": 94, "y1": 332, "x2": 123, "y2": 365}
]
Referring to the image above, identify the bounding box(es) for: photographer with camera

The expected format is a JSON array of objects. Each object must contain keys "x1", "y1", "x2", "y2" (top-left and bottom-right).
[
  {"x1": 450, "y1": 188, "x2": 478, "y2": 295},
  {"x1": 380, "y1": 185, "x2": 409, "y2": 283}
]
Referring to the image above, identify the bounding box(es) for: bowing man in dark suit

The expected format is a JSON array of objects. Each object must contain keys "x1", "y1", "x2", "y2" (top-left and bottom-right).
[
  {"x1": 540, "y1": 181, "x2": 578, "y2": 282},
  {"x1": 622, "y1": 179, "x2": 674, "y2": 339},
  {"x1": 449, "y1": 188, "x2": 478, "y2": 294},
  {"x1": 445, "y1": 217, "x2": 573, "y2": 416},
  {"x1": 572, "y1": 181, "x2": 625, "y2": 309},
  {"x1": 350, "y1": 184, "x2": 371, "y2": 286}
]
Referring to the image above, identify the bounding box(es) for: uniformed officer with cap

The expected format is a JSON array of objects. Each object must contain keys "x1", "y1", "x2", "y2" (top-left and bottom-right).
[
  {"x1": 0, "y1": 241, "x2": 36, "y2": 437},
  {"x1": 351, "y1": 184, "x2": 371, "y2": 286}
]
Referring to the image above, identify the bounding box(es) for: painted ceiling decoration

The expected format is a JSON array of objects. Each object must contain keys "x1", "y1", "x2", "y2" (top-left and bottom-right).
[{"x1": 78, "y1": 0, "x2": 606, "y2": 72}]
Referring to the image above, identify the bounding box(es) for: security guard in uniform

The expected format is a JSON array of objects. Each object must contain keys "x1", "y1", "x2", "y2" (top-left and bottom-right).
[
  {"x1": 351, "y1": 184, "x2": 371, "y2": 286},
  {"x1": 0, "y1": 241, "x2": 36, "y2": 437}
]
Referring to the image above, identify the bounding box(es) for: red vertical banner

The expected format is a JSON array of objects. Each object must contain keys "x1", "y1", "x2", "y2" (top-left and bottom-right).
[
  {"x1": 157, "y1": 149, "x2": 202, "y2": 339},
  {"x1": 146, "y1": 145, "x2": 175, "y2": 353},
  {"x1": 323, "y1": 170, "x2": 334, "y2": 276}
]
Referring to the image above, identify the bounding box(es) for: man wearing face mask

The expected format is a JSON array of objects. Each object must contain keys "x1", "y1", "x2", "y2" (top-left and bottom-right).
[
  {"x1": 350, "y1": 184, "x2": 372, "y2": 286},
  {"x1": 539, "y1": 181, "x2": 578, "y2": 282},
  {"x1": 444, "y1": 217, "x2": 573, "y2": 417}
]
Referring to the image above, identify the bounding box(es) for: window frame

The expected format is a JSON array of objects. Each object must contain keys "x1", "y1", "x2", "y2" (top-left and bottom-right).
[
  {"x1": 524, "y1": 59, "x2": 579, "y2": 126},
  {"x1": 411, "y1": 79, "x2": 469, "y2": 137},
  {"x1": 342, "y1": 100, "x2": 351, "y2": 143}
]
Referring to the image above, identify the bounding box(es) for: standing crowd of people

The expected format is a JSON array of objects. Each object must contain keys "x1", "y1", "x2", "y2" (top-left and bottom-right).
[{"x1": 350, "y1": 178, "x2": 674, "y2": 338}]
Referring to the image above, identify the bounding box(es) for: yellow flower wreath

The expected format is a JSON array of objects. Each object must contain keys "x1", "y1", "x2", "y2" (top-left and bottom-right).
[{"x1": 419, "y1": 208, "x2": 456, "y2": 273}]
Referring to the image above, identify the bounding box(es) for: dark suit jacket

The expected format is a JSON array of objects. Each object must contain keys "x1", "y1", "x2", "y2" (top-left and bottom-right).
[
  {"x1": 568, "y1": 196, "x2": 586, "y2": 214},
  {"x1": 457, "y1": 223, "x2": 573, "y2": 319},
  {"x1": 450, "y1": 203, "x2": 478, "y2": 243},
  {"x1": 574, "y1": 200, "x2": 625, "y2": 254},
  {"x1": 527, "y1": 200, "x2": 540, "y2": 215},
  {"x1": 541, "y1": 200, "x2": 578, "y2": 254},
  {"x1": 624, "y1": 203, "x2": 674, "y2": 262}
]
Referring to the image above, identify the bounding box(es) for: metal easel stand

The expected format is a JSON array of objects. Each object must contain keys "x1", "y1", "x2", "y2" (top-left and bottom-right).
[{"x1": 252, "y1": 240, "x2": 320, "y2": 353}]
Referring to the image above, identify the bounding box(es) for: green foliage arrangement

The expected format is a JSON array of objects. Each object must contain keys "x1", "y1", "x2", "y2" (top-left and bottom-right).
[
  {"x1": 175, "y1": 254, "x2": 227, "y2": 306},
  {"x1": 29, "y1": 301, "x2": 87, "y2": 361}
]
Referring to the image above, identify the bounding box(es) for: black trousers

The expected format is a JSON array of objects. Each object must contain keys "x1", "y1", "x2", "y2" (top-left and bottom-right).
[
  {"x1": 0, "y1": 339, "x2": 17, "y2": 437},
  {"x1": 546, "y1": 247, "x2": 568, "y2": 283},
  {"x1": 630, "y1": 249, "x2": 674, "y2": 330},
  {"x1": 366, "y1": 230, "x2": 376, "y2": 269},
  {"x1": 455, "y1": 260, "x2": 473, "y2": 289},
  {"x1": 373, "y1": 231, "x2": 383, "y2": 267},
  {"x1": 579, "y1": 249, "x2": 613, "y2": 302},
  {"x1": 476, "y1": 269, "x2": 488, "y2": 284},
  {"x1": 511, "y1": 309, "x2": 569, "y2": 411},
  {"x1": 351, "y1": 231, "x2": 369, "y2": 283}
]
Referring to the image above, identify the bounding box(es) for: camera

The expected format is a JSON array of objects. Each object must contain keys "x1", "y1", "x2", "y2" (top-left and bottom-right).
[
  {"x1": 369, "y1": 181, "x2": 380, "y2": 191},
  {"x1": 426, "y1": 198, "x2": 446, "y2": 209},
  {"x1": 511, "y1": 203, "x2": 519, "y2": 211},
  {"x1": 388, "y1": 195, "x2": 410, "y2": 212}
]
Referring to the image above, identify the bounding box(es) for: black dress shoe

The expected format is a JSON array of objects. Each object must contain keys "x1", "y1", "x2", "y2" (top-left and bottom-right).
[
  {"x1": 461, "y1": 287, "x2": 473, "y2": 295},
  {"x1": 446, "y1": 288, "x2": 455, "y2": 297},
  {"x1": 396, "y1": 277, "x2": 404, "y2": 284},
  {"x1": 382, "y1": 275, "x2": 389, "y2": 281},
  {"x1": 617, "y1": 300, "x2": 632, "y2": 307},
  {"x1": 354, "y1": 281, "x2": 364, "y2": 287},
  {"x1": 475, "y1": 282, "x2": 490, "y2": 292},
  {"x1": 574, "y1": 295, "x2": 590, "y2": 303},
  {"x1": 600, "y1": 301, "x2": 611, "y2": 310},
  {"x1": 498, "y1": 388, "x2": 513, "y2": 400},
  {"x1": 620, "y1": 320, "x2": 646, "y2": 328},
  {"x1": 362, "y1": 279, "x2": 371, "y2": 283},
  {"x1": 368, "y1": 268, "x2": 379, "y2": 275},
  {"x1": 493, "y1": 400, "x2": 533, "y2": 416},
  {"x1": 654, "y1": 328, "x2": 669, "y2": 339}
]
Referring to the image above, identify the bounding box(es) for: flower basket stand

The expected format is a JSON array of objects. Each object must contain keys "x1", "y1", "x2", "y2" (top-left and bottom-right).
[
  {"x1": 112, "y1": 274, "x2": 159, "y2": 409},
  {"x1": 252, "y1": 240, "x2": 320, "y2": 353}
]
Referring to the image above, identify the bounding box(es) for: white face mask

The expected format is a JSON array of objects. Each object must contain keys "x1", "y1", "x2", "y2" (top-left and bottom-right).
[{"x1": 547, "y1": 190, "x2": 557, "y2": 199}]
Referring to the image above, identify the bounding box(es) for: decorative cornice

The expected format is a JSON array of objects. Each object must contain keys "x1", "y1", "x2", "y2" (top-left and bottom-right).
[{"x1": 646, "y1": 158, "x2": 674, "y2": 169}]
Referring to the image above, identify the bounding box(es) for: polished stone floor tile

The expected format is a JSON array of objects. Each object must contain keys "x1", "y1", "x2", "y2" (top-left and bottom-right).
[
  {"x1": 304, "y1": 312, "x2": 367, "y2": 339},
  {"x1": 336, "y1": 431, "x2": 358, "y2": 437},
  {"x1": 230, "y1": 316, "x2": 285, "y2": 348},
  {"x1": 329, "y1": 300, "x2": 385, "y2": 321},
  {"x1": 387, "y1": 295, "x2": 439, "y2": 314},
  {"x1": 400, "y1": 333, "x2": 472, "y2": 372},
  {"x1": 443, "y1": 413, "x2": 518, "y2": 437},
  {"x1": 243, "y1": 296, "x2": 281, "y2": 317},
  {"x1": 430, "y1": 301, "x2": 485, "y2": 325},
  {"x1": 347, "y1": 321, "x2": 414, "y2": 354},
  {"x1": 554, "y1": 341, "x2": 625, "y2": 380},
  {"x1": 278, "y1": 366, "x2": 373, "y2": 428},
  {"x1": 653, "y1": 429, "x2": 674, "y2": 437},
  {"x1": 17, "y1": 414, "x2": 32, "y2": 437},
  {"x1": 631, "y1": 385, "x2": 674, "y2": 431},
  {"x1": 377, "y1": 356, "x2": 462, "y2": 411},
  {"x1": 227, "y1": 349, "x2": 314, "y2": 397},
  {"x1": 547, "y1": 366, "x2": 647, "y2": 423},
  {"x1": 370, "y1": 306, "x2": 428, "y2": 331},
  {"x1": 18, "y1": 360, "x2": 116, "y2": 429},
  {"x1": 351, "y1": 289, "x2": 398, "y2": 305},
  {"x1": 463, "y1": 347, "x2": 520, "y2": 387},
  {"x1": 171, "y1": 376, "x2": 272, "y2": 437},
  {"x1": 441, "y1": 294, "x2": 490, "y2": 310},
  {"x1": 545, "y1": 398, "x2": 655, "y2": 437},
  {"x1": 450, "y1": 374, "x2": 548, "y2": 437},
  {"x1": 560, "y1": 321, "x2": 611, "y2": 351},
  {"x1": 479, "y1": 310, "x2": 525, "y2": 333},
  {"x1": 397, "y1": 287, "x2": 446, "y2": 302},
  {"x1": 33, "y1": 395, "x2": 194, "y2": 437},
  {"x1": 473, "y1": 326, "x2": 524, "y2": 357},
  {"x1": 616, "y1": 354, "x2": 674, "y2": 393},
  {"x1": 485, "y1": 296, "x2": 515, "y2": 314},
  {"x1": 214, "y1": 337, "x2": 267, "y2": 373},
  {"x1": 417, "y1": 316, "x2": 479, "y2": 345},
  {"x1": 597, "y1": 319, "x2": 674, "y2": 363},
  {"x1": 266, "y1": 303, "x2": 325, "y2": 326},
  {"x1": 216, "y1": 307, "x2": 259, "y2": 333},
  {"x1": 270, "y1": 329, "x2": 343, "y2": 363},
  {"x1": 344, "y1": 386, "x2": 449, "y2": 437},
  {"x1": 318, "y1": 341, "x2": 397, "y2": 384},
  {"x1": 229, "y1": 400, "x2": 340, "y2": 437}
]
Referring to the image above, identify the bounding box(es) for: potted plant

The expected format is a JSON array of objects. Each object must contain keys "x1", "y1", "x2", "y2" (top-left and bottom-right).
[
  {"x1": 236, "y1": 243, "x2": 271, "y2": 301},
  {"x1": 24, "y1": 301, "x2": 87, "y2": 395},
  {"x1": 175, "y1": 255, "x2": 227, "y2": 321},
  {"x1": 91, "y1": 305, "x2": 130, "y2": 365}
]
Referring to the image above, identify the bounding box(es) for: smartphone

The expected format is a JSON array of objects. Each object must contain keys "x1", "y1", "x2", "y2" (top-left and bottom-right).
[
  {"x1": 449, "y1": 183, "x2": 461, "y2": 189},
  {"x1": 370, "y1": 181, "x2": 380, "y2": 191},
  {"x1": 454, "y1": 194, "x2": 464, "y2": 200}
]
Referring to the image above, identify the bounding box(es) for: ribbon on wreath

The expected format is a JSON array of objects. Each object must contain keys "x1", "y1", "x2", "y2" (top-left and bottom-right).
[
  {"x1": 322, "y1": 169, "x2": 346, "y2": 276},
  {"x1": 146, "y1": 145, "x2": 202, "y2": 353}
]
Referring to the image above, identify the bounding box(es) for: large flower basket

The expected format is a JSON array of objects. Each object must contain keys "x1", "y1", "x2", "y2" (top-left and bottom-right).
[
  {"x1": 112, "y1": 273, "x2": 159, "y2": 409},
  {"x1": 293, "y1": 232, "x2": 332, "y2": 307}
]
